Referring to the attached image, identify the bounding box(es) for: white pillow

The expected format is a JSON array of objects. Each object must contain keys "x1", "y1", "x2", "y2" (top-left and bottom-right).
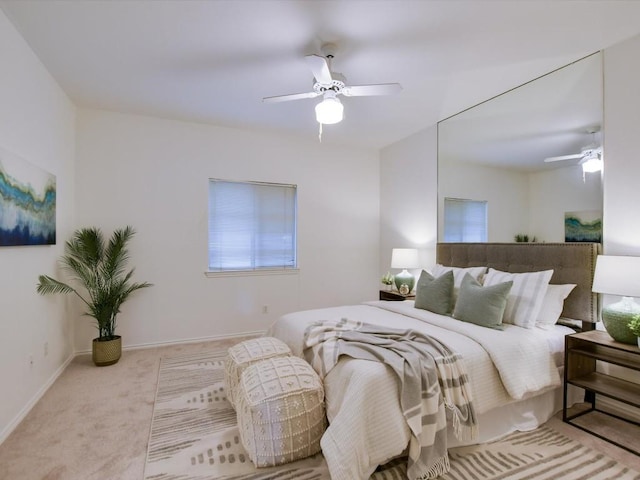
[
  {"x1": 535, "y1": 284, "x2": 577, "y2": 329},
  {"x1": 483, "y1": 268, "x2": 553, "y2": 329},
  {"x1": 430, "y1": 264, "x2": 486, "y2": 304},
  {"x1": 431, "y1": 264, "x2": 486, "y2": 287}
]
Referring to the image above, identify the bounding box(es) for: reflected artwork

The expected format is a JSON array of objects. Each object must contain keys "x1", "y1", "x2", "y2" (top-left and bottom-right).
[{"x1": 564, "y1": 210, "x2": 602, "y2": 243}]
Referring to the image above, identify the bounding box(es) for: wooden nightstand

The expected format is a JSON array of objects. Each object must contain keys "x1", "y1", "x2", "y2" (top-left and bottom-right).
[
  {"x1": 563, "y1": 329, "x2": 640, "y2": 455},
  {"x1": 379, "y1": 290, "x2": 415, "y2": 301}
]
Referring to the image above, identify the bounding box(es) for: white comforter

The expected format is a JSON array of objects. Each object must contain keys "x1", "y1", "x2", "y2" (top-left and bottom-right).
[{"x1": 268, "y1": 301, "x2": 565, "y2": 479}]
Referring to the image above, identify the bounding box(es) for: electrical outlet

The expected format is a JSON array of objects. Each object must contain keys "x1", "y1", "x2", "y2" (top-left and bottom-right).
[
  {"x1": 262, "y1": 305, "x2": 268, "y2": 314},
  {"x1": 44, "y1": 342, "x2": 49, "y2": 357}
]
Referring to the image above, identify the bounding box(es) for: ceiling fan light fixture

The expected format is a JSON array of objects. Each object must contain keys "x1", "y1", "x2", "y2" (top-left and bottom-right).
[
  {"x1": 582, "y1": 156, "x2": 603, "y2": 173},
  {"x1": 315, "y1": 91, "x2": 343, "y2": 125}
]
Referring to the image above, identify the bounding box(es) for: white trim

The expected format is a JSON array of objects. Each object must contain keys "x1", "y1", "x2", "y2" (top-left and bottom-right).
[
  {"x1": 3, "y1": 331, "x2": 266, "y2": 444},
  {"x1": 0, "y1": 353, "x2": 75, "y2": 445},
  {"x1": 597, "y1": 396, "x2": 640, "y2": 422},
  {"x1": 204, "y1": 268, "x2": 299, "y2": 278},
  {"x1": 74, "y1": 330, "x2": 267, "y2": 355}
]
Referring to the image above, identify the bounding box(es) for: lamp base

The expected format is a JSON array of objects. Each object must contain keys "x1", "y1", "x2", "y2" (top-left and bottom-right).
[
  {"x1": 394, "y1": 269, "x2": 415, "y2": 294},
  {"x1": 601, "y1": 297, "x2": 640, "y2": 344}
]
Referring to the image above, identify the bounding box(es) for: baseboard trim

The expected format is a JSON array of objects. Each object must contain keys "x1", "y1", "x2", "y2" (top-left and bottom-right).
[
  {"x1": 0, "y1": 352, "x2": 75, "y2": 445},
  {"x1": 3, "y1": 331, "x2": 267, "y2": 445},
  {"x1": 74, "y1": 330, "x2": 267, "y2": 355},
  {"x1": 597, "y1": 396, "x2": 640, "y2": 423}
]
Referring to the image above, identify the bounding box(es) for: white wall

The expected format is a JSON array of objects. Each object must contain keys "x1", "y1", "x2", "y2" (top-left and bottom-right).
[
  {"x1": 528, "y1": 165, "x2": 602, "y2": 243},
  {"x1": 598, "y1": 32, "x2": 640, "y2": 416},
  {"x1": 603, "y1": 33, "x2": 640, "y2": 256},
  {"x1": 437, "y1": 161, "x2": 602, "y2": 244},
  {"x1": 438, "y1": 162, "x2": 529, "y2": 242},
  {"x1": 0, "y1": 11, "x2": 76, "y2": 442},
  {"x1": 74, "y1": 108, "x2": 380, "y2": 351},
  {"x1": 380, "y1": 127, "x2": 437, "y2": 279}
]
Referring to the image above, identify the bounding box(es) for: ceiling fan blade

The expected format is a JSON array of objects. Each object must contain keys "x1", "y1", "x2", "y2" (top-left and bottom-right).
[
  {"x1": 262, "y1": 91, "x2": 320, "y2": 103},
  {"x1": 544, "y1": 153, "x2": 584, "y2": 162},
  {"x1": 305, "y1": 54, "x2": 333, "y2": 84},
  {"x1": 342, "y1": 83, "x2": 403, "y2": 97}
]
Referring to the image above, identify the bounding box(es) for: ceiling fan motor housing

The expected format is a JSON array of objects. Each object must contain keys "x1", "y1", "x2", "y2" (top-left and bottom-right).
[{"x1": 313, "y1": 77, "x2": 345, "y2": 95}]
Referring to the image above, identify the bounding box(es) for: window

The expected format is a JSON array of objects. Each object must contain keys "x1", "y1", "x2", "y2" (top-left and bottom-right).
[
  {"x1": 443, "y1": 197, "x2": 488, "y2": 242},
  {"x1": 208, "y1": 180, "x2": 297, "y2": 272}
]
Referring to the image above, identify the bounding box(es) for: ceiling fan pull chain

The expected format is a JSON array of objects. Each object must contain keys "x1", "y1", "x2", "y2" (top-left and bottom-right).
[{"x1": 318, "y1": 122, "x2": 323, "y2": 142}]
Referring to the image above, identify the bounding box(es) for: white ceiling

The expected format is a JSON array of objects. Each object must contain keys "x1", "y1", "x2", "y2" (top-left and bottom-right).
[
  {"x1": 2, "y1": 0, "x2": 640, "y2": 150},
  {"x1": 439, "y1": 52, "x2": 603, "y2": 173}
]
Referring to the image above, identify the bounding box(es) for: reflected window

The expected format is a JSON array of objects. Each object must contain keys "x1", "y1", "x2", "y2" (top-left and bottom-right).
[{"x1": 444, "y1": 198, "x2": 487, "y2": 242}]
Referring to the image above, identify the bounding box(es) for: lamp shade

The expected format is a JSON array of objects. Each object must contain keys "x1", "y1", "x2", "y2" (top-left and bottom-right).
[
  {"x1": 315, "y1": 91, "x2": 343, "y2": 124},
  {"x1": 391, "y1": 248, "x2": 419, "y2": 269},
  {"x1": 592, "y1": 255, "x2": 640, "y2": 297},
  {"x1": 592, "y1": 255, "x2": 640, "y2": 344},
  {"x1": 582, "y1": 157, "x2": 603, "y2": 173}
]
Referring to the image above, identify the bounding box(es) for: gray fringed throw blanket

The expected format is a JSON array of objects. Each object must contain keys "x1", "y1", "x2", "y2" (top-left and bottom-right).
[{"x1": 303, "y1": 318, "x2": 477, "y2": 480}]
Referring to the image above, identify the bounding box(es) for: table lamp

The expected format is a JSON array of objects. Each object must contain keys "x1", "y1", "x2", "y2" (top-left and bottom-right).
[
  {"x1": 592, "y1": 254, "x2": 640, "y2": 344},
  {"x1": 391, "y1": 248, "x2": 419, "y2": 294}
]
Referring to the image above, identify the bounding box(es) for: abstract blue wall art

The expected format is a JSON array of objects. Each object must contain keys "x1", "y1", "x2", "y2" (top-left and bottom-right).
[
  {"x1": 564, "y1": 210, "x2": 602, "y2": 243},
  {"x1": 0, "y1": 147, "x2": 56, "y2": 246}
]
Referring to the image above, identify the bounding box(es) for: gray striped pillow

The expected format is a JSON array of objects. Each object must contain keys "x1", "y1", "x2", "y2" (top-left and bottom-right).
[{"x1": 483, "y1": 268, "x2": 553, "y2": 328}]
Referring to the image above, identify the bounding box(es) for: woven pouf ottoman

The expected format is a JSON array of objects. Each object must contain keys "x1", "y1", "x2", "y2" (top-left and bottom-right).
[
  {"x1": 225, "y1": 336, "x2": 291, "y2": 409},
  {"x1": 236, "y1": 356, "x2": 327, "y2": 468}
]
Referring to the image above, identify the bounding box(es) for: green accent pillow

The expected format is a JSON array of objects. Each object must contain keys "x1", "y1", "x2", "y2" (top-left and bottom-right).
[
  {"x1": 453, "y1": 273, "x2": 513, "y2": 330},
  {"x1": 414, "y1": 270, "x2": 454, "y2": 315}
]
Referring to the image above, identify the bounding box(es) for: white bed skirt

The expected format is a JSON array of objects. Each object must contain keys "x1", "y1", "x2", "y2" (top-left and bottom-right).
[{"x1": 448, "y1": 382, "x2": 584, "y2": 447}]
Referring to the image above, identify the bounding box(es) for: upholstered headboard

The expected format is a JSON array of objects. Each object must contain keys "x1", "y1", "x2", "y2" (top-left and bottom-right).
[{"x1": 436, "y1": 242, "x2": 601, "y2": 329}]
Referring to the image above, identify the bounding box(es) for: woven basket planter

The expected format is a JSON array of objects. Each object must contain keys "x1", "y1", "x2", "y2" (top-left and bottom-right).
[{"x1": 92, "y1": 336, "x2": 122, "y2": 366}]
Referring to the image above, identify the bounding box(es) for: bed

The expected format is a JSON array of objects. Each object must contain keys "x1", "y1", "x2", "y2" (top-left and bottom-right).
[{"x1": 268, "y1": 242, "x2": 600, "y2": 480}]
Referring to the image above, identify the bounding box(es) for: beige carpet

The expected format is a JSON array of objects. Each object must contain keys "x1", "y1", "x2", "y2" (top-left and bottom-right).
[
  {"x1": 144, "y1": 350, "x2": 640, "y2": 480},
  {"x1": 1, "y1": 336, "x2": 638, "y2": 480}
]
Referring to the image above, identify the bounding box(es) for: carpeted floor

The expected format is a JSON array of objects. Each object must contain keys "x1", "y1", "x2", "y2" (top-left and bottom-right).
[
  {"x1": 144, "y1": 350, "x2": 640, "y2": 480},
  {"x1": 0, "y1": 336, "x2": 639, "y2": 480}
]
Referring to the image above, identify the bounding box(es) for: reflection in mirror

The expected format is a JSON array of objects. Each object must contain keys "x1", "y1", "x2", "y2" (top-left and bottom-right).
[{"x1": 437, "y1": 52, "x2": 603, "y2": 243}]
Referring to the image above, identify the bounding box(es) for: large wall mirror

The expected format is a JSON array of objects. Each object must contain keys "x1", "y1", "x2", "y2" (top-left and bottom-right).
[{"x1": 437, "y1": 52, "x2": 603, "y2": 243}]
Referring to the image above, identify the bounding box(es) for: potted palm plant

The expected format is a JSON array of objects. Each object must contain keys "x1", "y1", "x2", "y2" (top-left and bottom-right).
[{"x1": 37, "y1": 226, "x2": 152, "y2": 366}]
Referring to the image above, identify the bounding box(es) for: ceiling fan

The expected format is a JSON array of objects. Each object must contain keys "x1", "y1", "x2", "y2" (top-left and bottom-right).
[
  {"x1": 544, "y1": 129, "x2": 603, "y2": 173},
  {"x1": 263, "y1": 44, "x2": 402, "y2": 127}
]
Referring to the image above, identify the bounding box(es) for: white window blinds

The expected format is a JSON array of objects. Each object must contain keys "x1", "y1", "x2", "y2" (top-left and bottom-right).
[
  {"x1": 443, "y1": 197, "x2": 488, "y2": 242},
  {"x1": 208, "y1": 180, "x2": 297, "y2": 271}
]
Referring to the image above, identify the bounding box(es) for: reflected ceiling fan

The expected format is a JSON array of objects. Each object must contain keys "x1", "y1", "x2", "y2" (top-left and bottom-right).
[
  {"x1": 544, "y1": 128, "x2": 603, "y2": 173},
  {"x1": 263, "y1": 43, "x2": 402, "y2": 130}
]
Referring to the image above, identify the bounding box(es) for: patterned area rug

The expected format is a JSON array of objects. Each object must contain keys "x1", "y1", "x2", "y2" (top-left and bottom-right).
[{"x1": 144, "y1": 351, "x2": 640, "y2": 480}]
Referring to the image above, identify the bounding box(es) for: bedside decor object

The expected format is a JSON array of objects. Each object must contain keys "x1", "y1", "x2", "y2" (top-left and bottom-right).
[
  {"x1": 592, "y1": 255, "x2": 640, "y2": 344},
  {"x1": 391, "y1": 248, "x2": 419, "y2": 293},
  {"x1": 381, "y1": 271, "x2": 394, "y2": 291},
  {"x1": 379, "y1": 290, "x2": 415, "y2": 301},
  {"x1": 36, "y1": 226, "x2": 153, "y2": 365},
  {"x1": 628, "y1": 316, "x2": 640, "y2": 347}
]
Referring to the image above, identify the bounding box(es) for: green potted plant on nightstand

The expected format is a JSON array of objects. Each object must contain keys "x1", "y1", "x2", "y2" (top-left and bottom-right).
[
  {"x1": 628, "y1": 315, "x2": 640, "y2": 348},
  {"x1": 37, "y1": 226, "x2": 152, "y2": 366},
  {"x1": 381, "y1": 271, "x2": 394, "y2": 291}
]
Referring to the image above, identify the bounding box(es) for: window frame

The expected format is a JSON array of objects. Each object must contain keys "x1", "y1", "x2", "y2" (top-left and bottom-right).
[
  {"x1": 206, "y1": 179, "x2": 299, "y2": 277},
  {"x1": 443, "y1": 197, "x2": 488, "y2": 243}
]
